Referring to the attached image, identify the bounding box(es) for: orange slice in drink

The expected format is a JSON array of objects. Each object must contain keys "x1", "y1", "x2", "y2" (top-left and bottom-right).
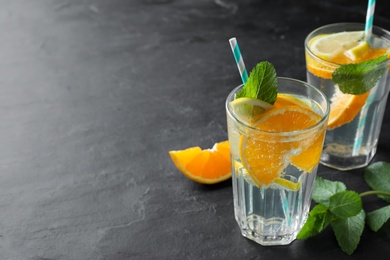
[
  {"x1": 306, "y1": 32, "x2": 364, "y2": 79},
  {"x1": 306, "y1": 31, "x2": 390, "y2": 77},
  {"x1": 274, "y1": 93, "x2": 310, "y2": 109},
  {"x1": 326, "y1": 47, "x2": 389, "y2": 129},
  {"x1": 239, "y1": 106, "x2": 322, "y2": 187},
  {"x1": 307, "y1": 32, "x2": 390, "y2": 129},
  {"x1": 169, "y1": 141, "x2": 231, "y2": 184},
  {"x1": 290, "y1": 129, "x2": 326, "y2": 172},
  {"x1": 308, "y1": 32, "x2": 364, "y2": 61},
  {"x1": 353, "y1": 47, "x2": 390, "y2": 63},
  {"x1": 306, "y1": 60, "x2": 334, "y2": 79},
  {"x1": 327, "y1": 88, "x2": 369, "y2": 130}
]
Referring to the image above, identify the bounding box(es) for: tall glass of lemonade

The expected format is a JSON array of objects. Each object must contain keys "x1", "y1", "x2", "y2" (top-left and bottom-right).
[
  {"x1": 226, "y1": 76, "x2": 329, "y2": 245},
  {"x1": 305, "y1": 23, "x2": 390, "y2": 170}
]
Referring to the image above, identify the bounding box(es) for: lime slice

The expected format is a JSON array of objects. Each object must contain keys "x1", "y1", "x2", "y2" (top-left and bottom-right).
[
  {"x1": 274, "y1": 177, "x2": 301, "y2": 191},
  {"x1": 344, "y1": 41, "x2": 370, "y2": 61},
  {"x1": 230, "y1": 97, "x2": 274, "y2": 124},
  {"x1": 308, "y1": 31, "x2": 364, "y2": 60}
]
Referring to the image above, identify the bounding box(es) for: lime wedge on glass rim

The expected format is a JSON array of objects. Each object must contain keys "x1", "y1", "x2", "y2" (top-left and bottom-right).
[{"x1": 229, "y1": 97, "x2": 274, "y2": 124}]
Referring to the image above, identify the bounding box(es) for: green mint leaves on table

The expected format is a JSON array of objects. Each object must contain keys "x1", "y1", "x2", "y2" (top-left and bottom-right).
[
  {"x1": 236, "y1": 61, "x2": 278, "y2": 104},
  {"x1": 332, "y1": 55, "x2": 388, "y2": 95},
  {"x1": 364, "y1": 162, "x2": 390, "y2": 231},
  {"x1": 297, "y1": 161, "x2": 390, "y2": 255}
]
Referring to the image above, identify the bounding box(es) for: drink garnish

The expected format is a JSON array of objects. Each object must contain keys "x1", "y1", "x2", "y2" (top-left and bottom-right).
[
  {"x1": 233, "y1": 61, "x2": 323, "y2": 189},
  {"x1": 327, "y1": 88, "x2": 369, "y2": 130},
  {"x1": 344, "y1": 41, "x2": 371, "y2": 61},
  {"x1": 297, "y1": 161, "x2": 390, "y2": 255},
  {"x1": 229, "y1": 61, "x2": 277, "y2": 124},
  {"x1": 229, "y1": 97, "x2": 274, "y2": 124},
  {"x1": 332, "y1": 54, "x2": 388, "y2": 95},
  {"x1": 308, "y1": 31, "x2": 364, "y2": 60},
  {"x1": 307, "y1": 31, "x2": 389, "y2": 129},
  {"x1": 239, "y1": 105, "x2": 322, "y2": 187},
  {"x1": 236, "y1": 61, "x2": 278, "y2": 104}
]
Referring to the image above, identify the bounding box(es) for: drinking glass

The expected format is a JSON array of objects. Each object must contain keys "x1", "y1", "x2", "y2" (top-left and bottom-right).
[
  {"x1": 305, "y1": 23, "x2": 390, "y2": 170},
  {"x1": 226, "y1": 77, "x2": 329, "y2": 245}
]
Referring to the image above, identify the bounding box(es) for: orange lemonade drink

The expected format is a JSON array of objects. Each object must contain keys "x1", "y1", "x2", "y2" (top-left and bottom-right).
[
  {"x1": 226, "y1": 77, "x2": 329, "y2": 246},
  {"x1": 305, "y1": 23, "x2": 390, "y2": 170}
]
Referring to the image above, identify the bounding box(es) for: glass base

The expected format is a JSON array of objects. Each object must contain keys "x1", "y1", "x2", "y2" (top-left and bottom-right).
[
  {"x1": 320, "y1": 144, "x2": 377, "y2": 171},
  {"x1": 231, "y1": 164, "x2": 315, "y2": 246},
  {"x1": 237, "y1": 215, "x2": 299, "y2": 246}
]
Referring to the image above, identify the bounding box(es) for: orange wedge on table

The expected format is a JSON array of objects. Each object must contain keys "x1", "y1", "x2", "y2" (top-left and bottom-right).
[
  {"x1": 169, "y1": 141, "x2": 231, "y2": 184},
  {"x1": 240, "y1": 106, "x2": 323, "y2": 187}
]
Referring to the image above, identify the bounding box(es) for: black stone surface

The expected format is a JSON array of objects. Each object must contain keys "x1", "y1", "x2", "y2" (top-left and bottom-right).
[{"x1": 0, "y1": 0, "x2": 389, "y2": 259}]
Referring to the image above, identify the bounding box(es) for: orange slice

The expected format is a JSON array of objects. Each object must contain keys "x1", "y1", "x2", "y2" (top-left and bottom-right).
[
  {"x1": 306, "y1": 30, "x2": 390, "y2": 79},
  {"x1": 306, "y1": 58, "x2": 335, "y2": 79},
  {"x1": 327, "y1": 88, "x2": 369, "y2": 130},
  {"x1": 308, "y1": 32, "x2": 364, "y2": 60},
  {"x1": 307, "y1": 41, "x2": 390, "y2": 79},
  {"x1": 240, "y1": 106, "x2": 323, "y2": 187},
  {"x1": 290, "y1": 129, "x2": 326, "y2": 172},
  {"x1": 353, "y1": 47, "x2": 390, "y2": 63},
  {"x1": 306, "y1": 32, "x2": 363, "y2": 79},
  {"x1": 307, "y1": 34, "x2": 389, "y2": 129},
  {"x1": 169, "y1": 141, "x2": 231, "y2": 184},
  {"x1": 274, "y1": 93, "x2": 310, "y2": 109}
]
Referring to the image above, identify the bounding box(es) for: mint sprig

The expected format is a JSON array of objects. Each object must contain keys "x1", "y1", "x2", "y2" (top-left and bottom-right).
[
  {"x1": 298, "y1": 161, "x2": 390, "y2": 255},
  {"x1": 236, "y1": 61, "x2": 278, "y2": 104},
  {"x1": 332, "y1": 55, "x2": 388, "y2": 95}
]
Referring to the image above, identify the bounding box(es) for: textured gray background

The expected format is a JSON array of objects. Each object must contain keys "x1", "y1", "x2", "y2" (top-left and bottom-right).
[{"x1": 0, "y1": 0, "x2": 389, "y2": 259}]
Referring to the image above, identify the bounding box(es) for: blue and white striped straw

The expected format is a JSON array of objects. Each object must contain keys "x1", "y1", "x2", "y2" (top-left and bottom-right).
[
  {"x1": 352, "y1": 0, "x2": 376, "y2": 156},
  {"x1": 364, "y1": 0, "x2": 376, "y2": 42},
  {"x1": 229, "y1": 37, "x2": 249, "y2": 85},
  {"x1": 352, "y1": 97, "x2": 373, "y2": 156}
]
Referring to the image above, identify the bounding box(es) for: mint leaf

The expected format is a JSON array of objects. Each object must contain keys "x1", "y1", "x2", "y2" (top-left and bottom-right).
[
  {"x1": 236, "y1": 61, "x2": 277, "y2": 104},
  {"x1": 367, "y1": 205, "x2": 390, "y2": 232},
  {"x1": 312, "y1": 177, "x2": 346, "y2": 205},
  {"x1": 332, "y1": 55, "x2": 388, "y2": 95},
  {"x1": 297, "y1": 204, "x2": 332, "y2": 239},
  {"x1": 298, "y1": 164, "x2": 390, "y2": 255},
  {"x1": 329, "y1": 191, "x2": 362, "y2": 219},
  {"x1": 364, "y1": 161, "x2": 390, "y2": 203},
  {"x1": 331, "y1": 210, "x2": 366, "y2": 255}
]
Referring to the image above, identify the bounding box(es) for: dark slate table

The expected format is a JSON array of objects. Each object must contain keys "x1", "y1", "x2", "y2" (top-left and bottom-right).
[{"x1": 1, "y1": 0, "x2": 389, "y2": 259}]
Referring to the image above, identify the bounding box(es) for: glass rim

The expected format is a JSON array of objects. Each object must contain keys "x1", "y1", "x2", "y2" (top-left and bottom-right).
[
  {"x1": 304, "y1": 22, "x2": 390, "y2": 66},
  {"x1": 225, "y1": 77, "x2": 330, "y2": 137}
]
